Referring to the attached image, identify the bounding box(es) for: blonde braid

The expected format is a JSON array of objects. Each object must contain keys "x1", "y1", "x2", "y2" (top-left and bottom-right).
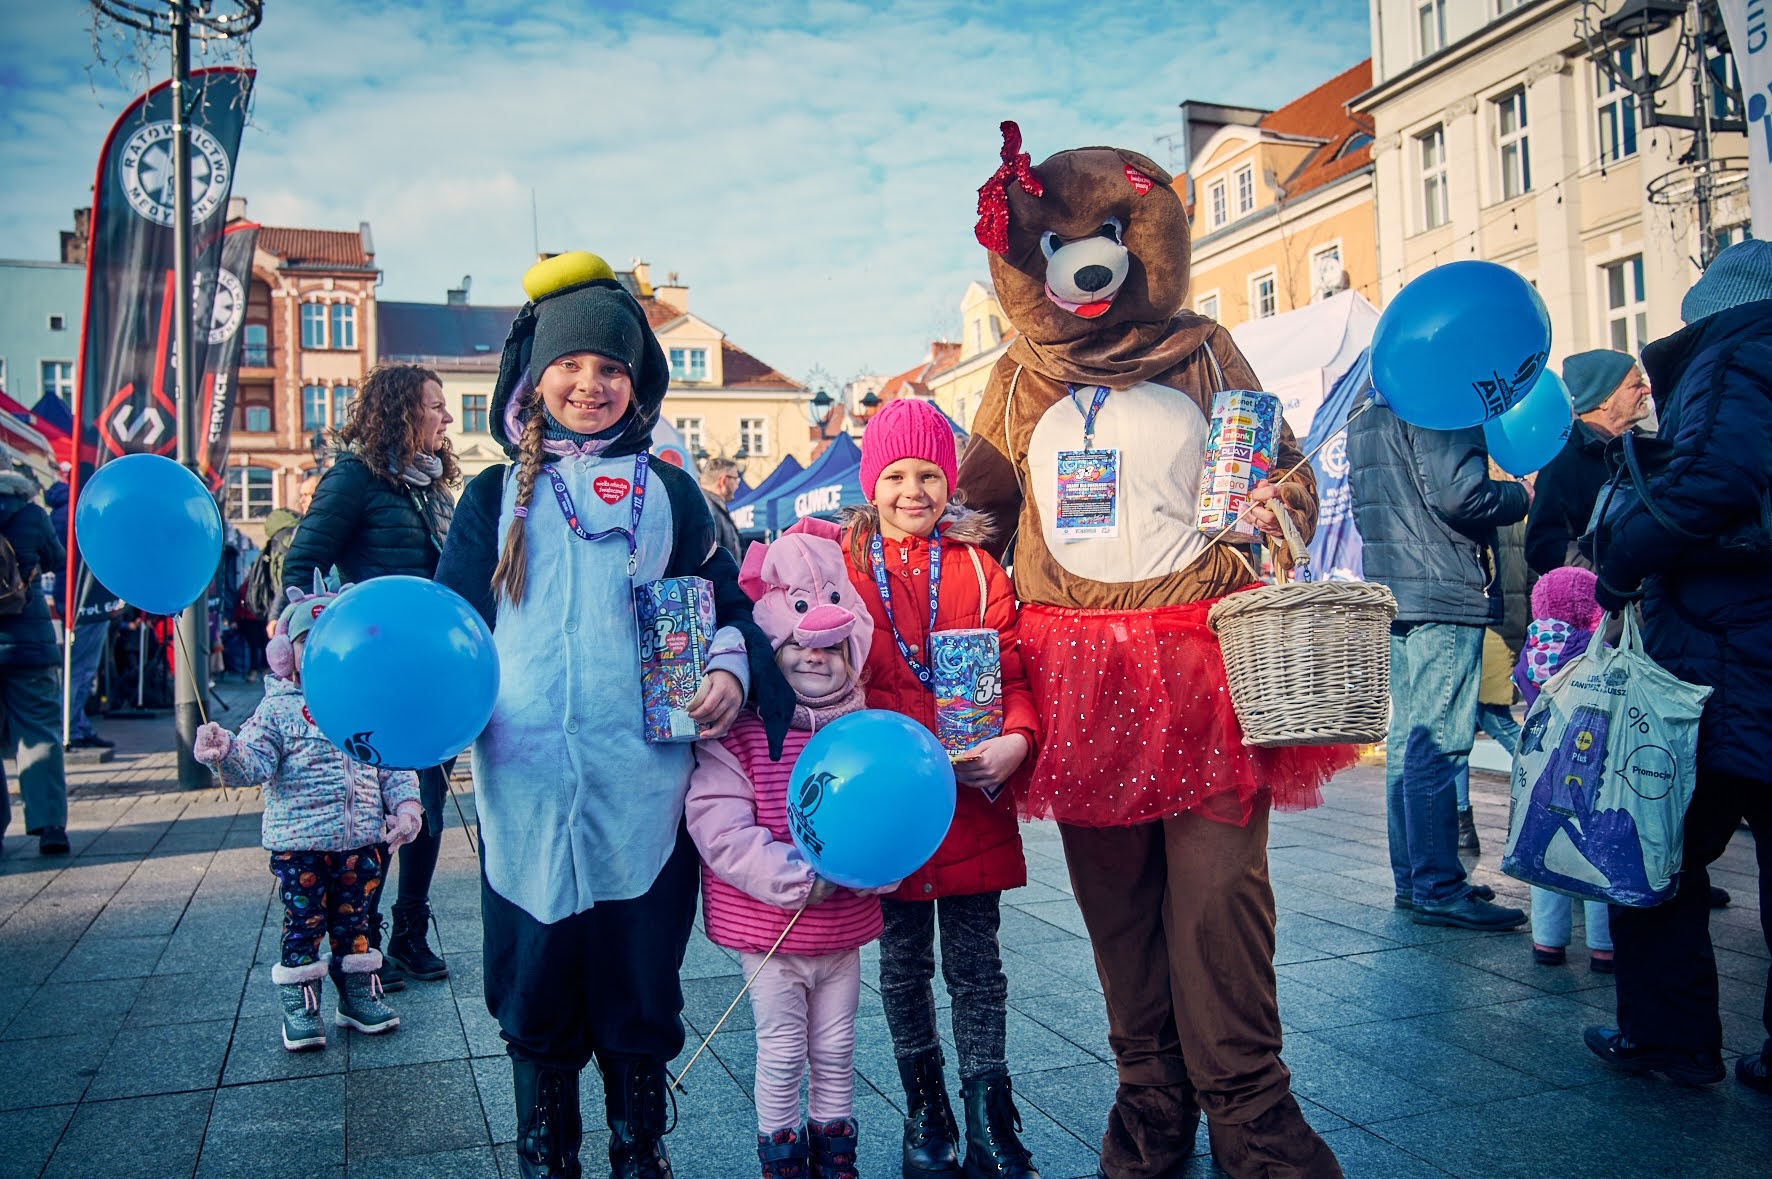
[{"x1": 490, "y1": 403, "x2": 548, "y2": 605}]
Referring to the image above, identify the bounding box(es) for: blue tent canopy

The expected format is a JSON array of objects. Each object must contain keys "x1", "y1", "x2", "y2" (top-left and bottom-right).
[
  {"x1": 729, "y1": 454, "x2": 803, "y2": 532},
  {"x1": 755, "y1": 434, "x2": 865, "y2": 533},
  {"x1": 1301, "y1": 347, "x2": 1368, "y2": 581}
]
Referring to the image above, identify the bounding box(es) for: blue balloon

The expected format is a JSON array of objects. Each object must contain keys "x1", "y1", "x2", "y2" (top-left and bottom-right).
[
  {"x1": 1484, "y1": 368, "x2": 1574, "y2": 476},
  {"x1": 74, "y1": 453, "x2": 223, "y2": 616},
  {"x1": 301, "y1": 576, "x2": 499, "y2": 770},
  {"x1": 786, "y1": 710, "x2": 957, "y2": 890},
  {"x1": 1371, "y1": 261, "x2": 1552, "y2": 430}
]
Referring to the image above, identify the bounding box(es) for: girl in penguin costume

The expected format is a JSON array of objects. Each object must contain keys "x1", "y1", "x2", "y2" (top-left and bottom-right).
[{"x1": 434, "y1": 252, "x2": 793, "y2": 1179}]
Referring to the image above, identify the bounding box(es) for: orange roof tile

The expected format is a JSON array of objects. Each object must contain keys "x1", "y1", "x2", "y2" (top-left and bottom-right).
[
  {"x1": 721, "y1": 341, "x2": 801, "y2": 389},
  {"x1": 1263, "y1": 60, "x2": 1375, "y2": 202},
  {"x1": 259, "y1": 227, "x2": 373, "y2": 269},
  {"x1": 637, "y1": 296, "x2": 684, "y2": 329}
]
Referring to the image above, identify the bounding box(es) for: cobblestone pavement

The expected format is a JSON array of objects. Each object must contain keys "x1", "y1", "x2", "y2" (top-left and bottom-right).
[{"x1": 1, "y1": 702, "x2": 1766, "y2": 1178}]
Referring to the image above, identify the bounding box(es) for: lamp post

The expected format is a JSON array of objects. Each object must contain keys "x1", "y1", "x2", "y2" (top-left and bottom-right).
[{"x1": 1577, "y1": 0, "x2": 1749, "y2": 269}]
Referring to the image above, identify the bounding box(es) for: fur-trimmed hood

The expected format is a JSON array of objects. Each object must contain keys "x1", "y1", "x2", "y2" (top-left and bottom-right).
[{"x1": 838, "y1": 501, "x2": 995, "y2": 547}]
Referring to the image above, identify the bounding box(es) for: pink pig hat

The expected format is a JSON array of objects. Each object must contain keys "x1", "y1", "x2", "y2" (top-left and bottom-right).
[{"x1": 738, "y1": 519, "x2": 875, "y2": 683}]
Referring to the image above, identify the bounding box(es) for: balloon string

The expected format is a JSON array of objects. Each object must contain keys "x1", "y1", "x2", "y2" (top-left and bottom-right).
[
  {"x1": 671, "y1": 905, "x2": 807, "y2": 1093},
  {"x1": 170, "y1": 624, "x2": 210, "y2": 726},
  {"x1": 447, "y1": 770, "x2": 478, "y2": 856},
  {"x1": 1204, "y1": 398, "x2": 1374, "y2": 551}
]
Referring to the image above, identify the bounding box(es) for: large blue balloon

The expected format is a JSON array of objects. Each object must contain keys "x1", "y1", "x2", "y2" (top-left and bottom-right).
[
  {"x1": 74, "y1": 453, "x2": 223, "y2": 616},
  {"x1": 1484, "y1": 368, "x2": 1574, "y2": 476},
  {"x1": 786, "y1": 710, "x2": 957, "y2": 890},
  {"x1": 301, "y1": 576, "x2": 499, "y2": 770},
  {"x1": 1371, "y1": 261, "x2": 1552, "y2": 430}
]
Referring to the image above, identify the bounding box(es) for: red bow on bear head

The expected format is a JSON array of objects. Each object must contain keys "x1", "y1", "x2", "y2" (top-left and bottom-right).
[{"x1": 975, "y1": 121, "x2": 1044, "y2": 255}]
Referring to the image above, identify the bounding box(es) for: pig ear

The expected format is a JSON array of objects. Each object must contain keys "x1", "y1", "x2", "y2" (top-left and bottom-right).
[
  {"x1": 738, "y1": 541, "x2": 769, "y2": 602},
  {"x1": 785, "y1": 516, "x2": 841, "y2": 542}
]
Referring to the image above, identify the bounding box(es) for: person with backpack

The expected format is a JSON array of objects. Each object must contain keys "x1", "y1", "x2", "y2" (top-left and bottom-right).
[
  {"x1": 0, "y1": 470, "x2": 70, "y2": 855},
  {"x1": 47, "y1": 463, "x2": 122, "y2": 750},
  {"x1": 239, "y1": 507, "x2": 302, "y2": 677},
  {"x1": 281, "y1": 364, "x2": 458, "y2": 988}
]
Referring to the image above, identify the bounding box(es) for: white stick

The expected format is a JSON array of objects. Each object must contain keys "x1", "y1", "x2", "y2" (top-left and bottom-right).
[{"x1": 671, "y1": 906, "x2": 807, "y2": 1091}]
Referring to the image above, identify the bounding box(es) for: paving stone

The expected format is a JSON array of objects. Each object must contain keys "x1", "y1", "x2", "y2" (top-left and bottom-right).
[
  {"x1": 87, "y1": 1017, "x2": 234, "y2": 1099},
  {"x1": 43, "y1": 1090, "x2": 212, "y2": 1179},
  {"x1": 1009, "y1": 990, "x2": 1114, "y2": 1062},
  {"x1": 1316, "y1": 1127, "x2": 1452, "y2": 1178},
  {"x1": 349, "y1": 1146, "x2": 501, "y2": 1178},
  {"x1": 221, "y1": 1011, "x2": 351, "y2": 1085},
  {"x1": 348, "y1": 1059, "x2": 488, "y2": 1157},
  {"x1": 196, "y1": 1074, "x2": 344, "y2": 1179},
  {"x1": 996, "y1": 905, "x2": 1085, "y2": 947},
  {"x1": 0, "y1": 1103, "x2": 75, "y2": 1179},
  {"x1": 345, "y1": 982, "x2": 469, "y2": 1070},
  {"x1": 0, "y1": 1031, "x2": 112, "y2": 1109},
  {"x1": 1279, "y1": 1032, "x2": 1457, "y2": 1125},
  {"x1": 47, "y1": 934, "x2": 168, "y2": 981},
  {"x1": 125, "y1": 967, "x2": 249, "y2": 1028},
  {"x1": 2, "y1": 976, "x2": 142, "y2": 1041}
]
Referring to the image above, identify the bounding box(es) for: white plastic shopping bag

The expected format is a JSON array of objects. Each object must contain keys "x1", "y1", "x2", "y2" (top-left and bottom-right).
[{"x1": 1500, "y1": 608, "x2": 1712, "y2": 907}]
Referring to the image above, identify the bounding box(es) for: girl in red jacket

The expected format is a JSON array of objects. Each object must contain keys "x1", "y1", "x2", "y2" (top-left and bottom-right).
[{"x1": 842, "y1": 397, "x2": 1042, "y2": 1179}]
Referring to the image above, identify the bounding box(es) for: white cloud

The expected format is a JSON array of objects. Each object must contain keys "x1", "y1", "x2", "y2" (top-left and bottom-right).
[{"x1": 0, "y1": 0, "x2": 1369, "y2": 383}]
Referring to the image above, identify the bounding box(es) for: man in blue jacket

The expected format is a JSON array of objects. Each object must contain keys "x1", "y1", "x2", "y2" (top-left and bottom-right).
[
  {"x1": 1580, "y1": 240, "x2": 1772, "y2": 1091},
  {"x1": 1349, "y1": 384, "x2": 1530, "y2": 930}
]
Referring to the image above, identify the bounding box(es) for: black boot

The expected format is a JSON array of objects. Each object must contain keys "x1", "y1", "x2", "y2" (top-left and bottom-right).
[
  {"x1": 897, "y1": 1049, "x2": 962, "y2": 1177},
  {"x1": 366, "y1": 915, "x2": 406, "y2": 992},
  {"x1": 600, "y1": 1053, "x2": 675, "y2": 1179},
  {"x1": 387, "y1": 901, "x2": 449, "y2": 980},
  {"x1": 960, "y1": 1073, "x2": 1039, "y2": 1179},
  {"x1": 1456, "y1": 808, "x2": 1481, "y2": 854},
  {"x1": 513, "y1": 1058, "x2": 583, "y2": 1179}
]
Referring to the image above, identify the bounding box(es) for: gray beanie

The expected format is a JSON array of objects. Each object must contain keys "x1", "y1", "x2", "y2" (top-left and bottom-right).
[
  {"x1": 527, "y1": 281, "x2": 647, "y2": 380},
  {"x1": 1681, "y1": 239, "x2": 1772, "y2": 324},
  {"x1": 1561, "y1": 349, "x2": 1638, "y2": 415}
]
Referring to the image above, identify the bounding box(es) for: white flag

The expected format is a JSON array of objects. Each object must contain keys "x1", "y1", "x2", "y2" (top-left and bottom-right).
[{"x1": 1719, "y1": 0, "x2": 1771, "y2": 234}]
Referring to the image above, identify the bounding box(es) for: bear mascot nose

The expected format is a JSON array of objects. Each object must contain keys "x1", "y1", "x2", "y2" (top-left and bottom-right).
[{"x1": 1073, "y1": 264, "x2": 1114, "y2": 293}]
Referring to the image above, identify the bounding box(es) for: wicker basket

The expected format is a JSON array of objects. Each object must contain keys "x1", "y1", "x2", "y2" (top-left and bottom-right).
[{"x1": 1207, "y1": 506, "x2": 1397, "y2": 748}]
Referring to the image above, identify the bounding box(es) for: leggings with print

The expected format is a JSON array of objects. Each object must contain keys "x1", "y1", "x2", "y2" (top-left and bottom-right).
[{"x1": 269, "y1": 845, "x2": 387, "y2": 968}]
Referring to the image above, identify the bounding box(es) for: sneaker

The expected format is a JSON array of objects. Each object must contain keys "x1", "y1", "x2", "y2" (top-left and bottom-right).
[
  {"x1": 1736, "y1": 1052, "x2": 1772, "y2": 1093},
  {"x1": 37, "y1": 827, "x2": 69, "y2": 856},
  {"x1": 1533, "y1": 944, "x2": 1567, "y2": 966},
  {"x1": 1457, "y1": 809, "x2": 1481, "y2": 854},
  {"x1": 1582, "y1": 1026, "x2": 1724, "y2": 1085},
  {"x1": 1411, "y1": 893, "x2": 1527, "y2": 930},
  {"x1": 72, "y1": 734, "x2": 115, "y2": 750},
  {"x1": 1394, "y1": 883, "x2": 1493, "y2": 910},
  {"x1": 1588, "y1": 952, "x2": 1615, "y2": 975},
  {"x1": 1710, "y1": 886, "x2": 1731, "y2": 909}
]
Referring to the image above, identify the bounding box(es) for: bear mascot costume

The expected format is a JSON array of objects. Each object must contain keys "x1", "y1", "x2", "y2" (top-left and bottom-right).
[{"x1": 956, "y1": 123, "x2": 1353, "y2": 1179}]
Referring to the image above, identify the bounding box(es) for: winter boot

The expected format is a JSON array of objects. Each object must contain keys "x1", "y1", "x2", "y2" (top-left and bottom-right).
[
  {"x1": 514, "y1": 1058, "x2": 584, "y2": 1179},
  {"x1": 1457, "y1": 809, "x2": 1481, "y2": 854},
  {"x1": 600, "y1": 1053, "x2": 675, "y2": 1179},
  {"x1": 960, "y1": 1074, "x2": 1039, "y2": 1179},
  {"x1": 271, "y1": 961, "x2": 328, "y2": 1051},
  {"x1": 758, "y1": 1126, "x2": 809, "y2": 1179},
  {"x1": 808, "y1": 1117, "x2": 858, "y2": 1179},
  {"x1": 897, "y1": 1049, "x2": 962, "y2": 1177},
  {"x1": 334, "y1": 951, "x2": 401, "y2": 1034},
  {"x1": 387, "y1": 901, "x2": 449, "y2": 980}
]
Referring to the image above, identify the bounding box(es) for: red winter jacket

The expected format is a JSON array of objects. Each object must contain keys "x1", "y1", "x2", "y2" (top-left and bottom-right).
[{"x1": 843, "y1": 508, "x2": 1039, "y2": 901}]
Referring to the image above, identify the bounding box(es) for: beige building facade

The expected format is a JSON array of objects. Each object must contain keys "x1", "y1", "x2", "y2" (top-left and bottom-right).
[
  {"x1": 1354, "y1": 0, "x2": 1751, "y2": 370},
  {"x1": 925, "y1": 281, "x2": 1012, "y2": 432}
]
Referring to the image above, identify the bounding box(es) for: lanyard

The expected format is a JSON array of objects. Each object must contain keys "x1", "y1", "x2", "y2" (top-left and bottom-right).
[
  {"x1": 1069, "y1": 384, "x2": 1111, "y2": 448},
  {"x1": 869, "y1": 529, "x2": 942, "y2": 689},
  {"x1": 544, "y1": 452, "x2": 650, "y2": 576}
]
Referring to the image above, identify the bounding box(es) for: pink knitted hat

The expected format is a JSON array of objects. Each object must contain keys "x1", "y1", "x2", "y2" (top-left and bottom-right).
[
  {"x1": 860, "y1": 397, "x2": 958, "y2": 500},
  {"x1": 1530, "y1": 566, "x2": 1604, "y2": 630}
]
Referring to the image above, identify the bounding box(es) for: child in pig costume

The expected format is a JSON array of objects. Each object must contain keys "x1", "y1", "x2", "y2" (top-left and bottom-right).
[{"x1": 686, "y1": 522, "x2": 885, "y2": 1179}]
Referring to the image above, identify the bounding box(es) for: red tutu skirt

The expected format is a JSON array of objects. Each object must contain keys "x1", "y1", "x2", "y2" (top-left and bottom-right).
[{"x1": 1018, "y1": 594, "x2": 1357, "y2": 828}]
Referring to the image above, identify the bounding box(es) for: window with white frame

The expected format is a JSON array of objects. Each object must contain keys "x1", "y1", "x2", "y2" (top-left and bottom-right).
[
  {"x1": 329, "y1": 304, "x2": 356, "y2": 350},
  {"x1": 1310, "y1": 243, "x2": 1344, "y2": 299},
  {"x1": 669, "y1": 348, "x2": 709, "y2": 382},
  {"x1": 1197, "y1": 291, "x2": 1221, "y2": 321},
  {"x1": 1418, "y1": 125, "x2": 1450, "y2": 231},
  {"x1": 1496, "y1": 0, "x2": 1528, "y2": 12},
  {"x1": 739, "y1": 417, "x2": 768, "y2": 457},
  {"x1": 1249, "y1": 271, "x2": 1278, "y2": 320},
  {"x1": 301, "y1": 384, "x2": 328, "y2": 431},
  {"x1": 48, "y1": 315, "x2": 65, "y2": 332},
  {"x1": 1234, "y1": 165, "x2": 1255, "y2": 216},
  {"x1": 40, "y1": 361, "x2": 74, "y2": 402},
  {"x1": 461, "y1": 394, "x2": 489, "y2": 434},
  {"x1": 332, "y1": 385, "x2": 356, "y2": 428},
  {"x1": 1208, "y1": 180, "x2": 1228, "y2": 228},
  {"x1": 1596, "y1": 48, "x2": 1639, "y2": 164},
  {"x1": 674, "y1": 416, "x2": 704, "y2": 454},
  {"x1": 1416, "y1": 0, "x2": 1447, "y2": 56},
  {"x1": 245, "y1": 405, "x2": 272, "y2": 433},
  {"x1": 1714, "y1": 224, "x2": 1753, "y2": 253},
  {"x1": 1495, "y1": 88, "x2": 1530, "y2": 199},
  {"x1": 1706, "y1": 42, "x2": 1742, "y2": 121},
  {"x1": 1603, "y1": 256, "x2": 1647, "y2": 354},
  {"x1": 300, "y1": 303, "x2": 327, "y2": 349},
  {"x1": 225, "y1": 466, "x2": 274, "y2": 522},
  {"x1": 0, "y1": 360, "x2": 7, "y2": 394},
  {"x1": 955, "y1": 394, "x2": 968, "y2": 427}
]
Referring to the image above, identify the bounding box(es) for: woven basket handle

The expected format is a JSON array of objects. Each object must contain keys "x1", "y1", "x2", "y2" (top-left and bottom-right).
[{"x1": 1272, "y1": 497, "x2": 1312, "y2": 583}]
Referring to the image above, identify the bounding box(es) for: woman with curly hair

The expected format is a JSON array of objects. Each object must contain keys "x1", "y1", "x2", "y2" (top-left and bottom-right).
[{"x1": 281, "y1": 362, "x2": 458, "y2": 987}]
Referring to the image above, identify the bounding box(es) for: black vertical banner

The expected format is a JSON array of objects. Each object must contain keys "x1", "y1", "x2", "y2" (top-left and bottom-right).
[
  {"x1": 196, "y1": 220, "x2": 260, "y2": 492},
  {"x1": 68, "y1": 66, "x2": 254, "y2": 626}
]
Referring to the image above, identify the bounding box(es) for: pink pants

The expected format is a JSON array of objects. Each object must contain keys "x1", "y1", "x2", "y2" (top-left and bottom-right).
[{"x1": 740, "y1": 947, "x2": 862, "y2": 1133}]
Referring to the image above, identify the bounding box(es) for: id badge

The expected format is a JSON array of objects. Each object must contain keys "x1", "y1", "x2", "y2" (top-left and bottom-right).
[{"x1": 1054, "y1": 448, "x2": 1120, "y2": 540}]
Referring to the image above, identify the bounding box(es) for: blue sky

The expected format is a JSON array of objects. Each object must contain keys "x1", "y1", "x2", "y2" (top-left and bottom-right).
[{"x1": 1, "y1": 0, "x2": 1370, "y2": 386}]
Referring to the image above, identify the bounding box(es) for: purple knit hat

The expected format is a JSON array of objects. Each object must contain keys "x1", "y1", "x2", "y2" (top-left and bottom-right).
[{"x1": 860, "y1": 398, "x2": 958, "y2": 500}]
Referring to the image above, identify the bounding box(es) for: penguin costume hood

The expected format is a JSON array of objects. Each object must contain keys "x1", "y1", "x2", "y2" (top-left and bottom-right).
[{"x1": 488, "y1": 251, "x2": 671, "y2": 459}]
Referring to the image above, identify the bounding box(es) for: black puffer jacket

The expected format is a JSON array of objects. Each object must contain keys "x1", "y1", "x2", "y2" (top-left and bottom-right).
[
  {"x1": 1592, "y1": 299, "x2": 1772, "y2": 781},
  {"x1": 282, "y1": 452, "x2": 455, "y2": 593},
  {"x1": 0, "y1": 472, "x2": 67, "y2": 668},
  {"x1": 1348, "y1": 393, "x2": 1530, "y2": 627},
  {"x1": 1523, "y1": 422, "x2": 1614, "y2": 575}
]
